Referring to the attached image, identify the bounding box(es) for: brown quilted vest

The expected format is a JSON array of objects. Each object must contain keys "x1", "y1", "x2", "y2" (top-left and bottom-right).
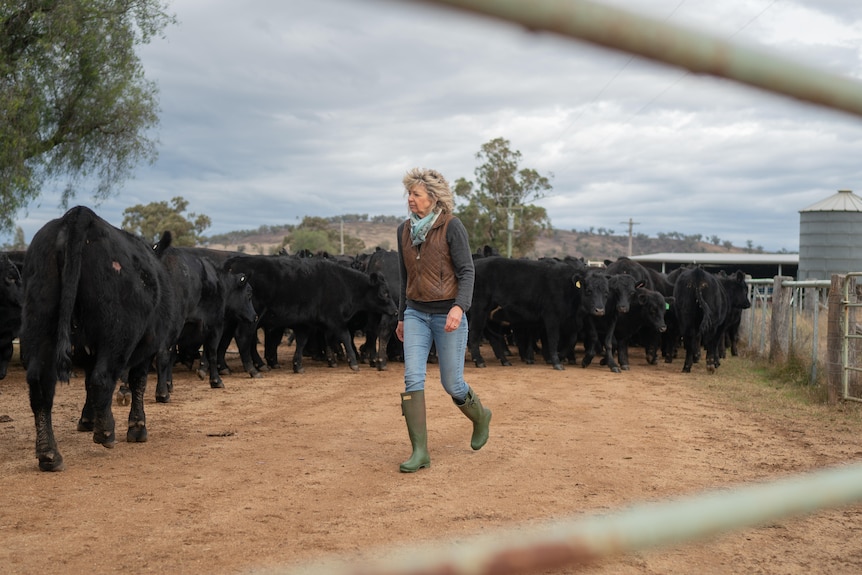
[{"x1": 401, "y1": 213, "x2": 458, "y2": 303}]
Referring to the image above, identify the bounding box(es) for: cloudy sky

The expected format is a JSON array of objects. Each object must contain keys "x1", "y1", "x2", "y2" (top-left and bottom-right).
[{"x1": 11, "y1": 0, "x2": 862, "y2": 252}]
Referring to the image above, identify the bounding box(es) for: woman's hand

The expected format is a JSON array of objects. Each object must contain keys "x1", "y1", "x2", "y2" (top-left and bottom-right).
[
  {"x1": 445, "y1": 306, "x2": 463, "y2": 332},
  {"x1": 396, "y1": 320, "x2": 404, "y2": 342}
]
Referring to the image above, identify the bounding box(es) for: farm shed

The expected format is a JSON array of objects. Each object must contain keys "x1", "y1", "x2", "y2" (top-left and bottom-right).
[
  {"x1": 798, "y1": 189, "x2": 862, "y2": 281},
  {"x1": 630, "y1": 252, "x2": 799, "y2": 279}
]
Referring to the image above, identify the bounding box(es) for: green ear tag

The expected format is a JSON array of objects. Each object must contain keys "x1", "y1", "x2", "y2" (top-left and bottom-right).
[{"x1": 665, "y1": 302, "x2": 670, "y2": 310}]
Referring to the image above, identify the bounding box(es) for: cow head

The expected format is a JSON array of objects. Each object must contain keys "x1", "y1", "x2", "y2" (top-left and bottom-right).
[
  {"x1": 609, "y1": 274, "x2": 638, "y2": 314},
  {"x1": 722, "y1": 269, "x2": 751, "y2": 310},
  {"x1": 369, "y1": 272, "x2": 398, "y2": 316},
  {"x1": 636, "y1": 288, "x2": 670, "y2": 333},
  {"x1": 579, "y1": 272, "x2": 610, "y2": 317}
]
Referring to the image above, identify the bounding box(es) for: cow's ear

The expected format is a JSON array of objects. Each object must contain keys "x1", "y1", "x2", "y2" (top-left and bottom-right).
[{"x1": 369, "y1": 271, "x2": 381, "y2": 285}]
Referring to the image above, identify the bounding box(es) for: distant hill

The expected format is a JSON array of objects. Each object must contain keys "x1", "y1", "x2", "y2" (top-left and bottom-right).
[{"x1": 206, "y1": 220, "x2": 761, "y2": 260}]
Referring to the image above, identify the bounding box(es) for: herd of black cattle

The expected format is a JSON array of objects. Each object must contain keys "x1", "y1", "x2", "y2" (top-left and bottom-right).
[{"x1": 0, "y1": 206, "x2": 752, "y2": 471}]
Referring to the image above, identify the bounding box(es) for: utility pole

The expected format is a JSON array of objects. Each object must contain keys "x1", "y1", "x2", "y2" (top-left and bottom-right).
[{"x1": 620, "y1": 217, "x2": 640, "y2": 257}]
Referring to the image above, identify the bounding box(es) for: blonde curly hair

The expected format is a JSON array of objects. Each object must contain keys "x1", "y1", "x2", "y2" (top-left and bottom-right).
[{"x1": 402, "y1": 167, "x2": 454, "y2": 214}]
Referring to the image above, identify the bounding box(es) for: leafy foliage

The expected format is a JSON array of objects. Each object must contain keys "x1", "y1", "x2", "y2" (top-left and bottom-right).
[
  {"x1": 0, "y1": 1, "x2": 175, "y2": 233},
  {"x1": 281, "y1": 216, "x2": 365, "y2": 255},
  {"x1": 121, "y1": 196, "x2": 211, "y2": 246},
  {"x1": 454, "y1": 138, "x2": 552, "y2": 257}
]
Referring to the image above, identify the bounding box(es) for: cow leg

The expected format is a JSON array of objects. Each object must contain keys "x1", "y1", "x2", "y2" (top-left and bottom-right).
[
  {"x1": 232, "y1": 318, "x2": 262, "y2": 378},
  {"x1": 466, "y1": 311, "x2": 487, "y2": 368},
  {"x1": 681, "y1": 333, "x2": 696, "y2": 373},
  {"x1": 643, "y1": 332, "x2": 660, "y2": 365},
  {"x1": 705, "y1": 335, "x2": 721, "y2": 374},
  {"x1": 617, "y1": 338, "x2": 631, "y2": 371},
  {"x1": 484, "y1": 326, "x2": 512, "y2": 366},
  {"x1": 263, "y1": 326, "x2": 284, "y2": 369},
  {"x1": 602, "y1": 327, "x2": 621, "y2": 373},
  {"x1": 216, "y1": 318, "x2": 237, "y2": 375},
  {"x1": 292, "y1": 329, "x2": 309, "y2": 374},
  {"x1": 580, "y1": 320, "x2": 598, "y2": 369},
  {"x1": 27, "y1": 363, "x2": 65, "y2": 472},
  {"x1": 81, "y1": 365, "x2": 118, "y2": 449},
  {"x1": 542, "y1": 322, "x2": 564, "y2": 371},
  {"x1": 362, "y1": 318, "x2": 379, "y2": 367},
  {"x1": 126, "y1": 361, "x2": 149, "y2": 443},
  {"x1": 333, "y1": 328, "x2": 360, "y2": 371},
  {"x1": 0, "y1": 337, "x2": 12, "y2": 380},
  {"x1": 204, "y1": 328, "x2": 224, "y2": 388},
  {"x1": 375, "y1": 314, "x2": 396, "y2": 371},
  {"x1": 154, "y1": 345, "x2": 174, "y2": 403}
]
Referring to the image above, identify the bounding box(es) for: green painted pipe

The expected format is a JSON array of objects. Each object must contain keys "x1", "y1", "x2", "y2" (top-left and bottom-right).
[
  {"x1": 274, "y1": 462, "x2": 862, "y2": 574},
  {"x1": 415, "y1": 0, "x2": 862, "y2": 119}
]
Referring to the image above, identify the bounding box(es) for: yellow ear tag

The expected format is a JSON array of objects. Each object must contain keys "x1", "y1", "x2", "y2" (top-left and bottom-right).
[{"x1": 575, "y1": 281, "x2": 581, "y2": 288}]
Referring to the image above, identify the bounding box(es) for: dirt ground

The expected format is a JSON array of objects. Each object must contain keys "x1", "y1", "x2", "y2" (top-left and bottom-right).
[{"x1": 3, "y1": 341, "x2": 862, "y2": 575}]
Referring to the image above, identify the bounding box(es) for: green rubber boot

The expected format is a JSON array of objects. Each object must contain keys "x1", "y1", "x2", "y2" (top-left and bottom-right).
[
  {"x1": 400, "y1": 391, "x2": 430, "y2": 473},
  {"x1": 455, "y1": 387, "x2": 492, "y2": 450}
]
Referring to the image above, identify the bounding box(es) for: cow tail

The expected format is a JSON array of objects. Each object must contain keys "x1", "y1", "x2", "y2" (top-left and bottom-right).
[
  {"x1": 55, "y1": 208, "x2": 90, "y2": 381},
  {"x1": 695, "y1": 282, "x2": 713, "y2": 335}
]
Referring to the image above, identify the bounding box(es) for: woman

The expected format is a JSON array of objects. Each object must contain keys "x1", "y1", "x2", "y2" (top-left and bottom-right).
[{"x1": 395, "y1": 167, "x2": 492, "y2": 473}]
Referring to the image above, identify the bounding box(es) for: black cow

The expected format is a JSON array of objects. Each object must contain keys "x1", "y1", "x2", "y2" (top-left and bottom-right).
[
  {"x1": 177, "y1": 248, "x2": 262, "y2": 379},
  {"x1": 612, "y1": 287, "x2": 673, "y2": 370},
  {"x1": 580, "y1": 273, "x2": 638, "y2": 372},
  {"x1": 360, "y1": 248, "x2": 402, "y2": 370},
  {"x1": 20, "y1": 206, "x2": 177, "y2": 471},
  {"x1": 147, "y1": 243, "x2": 256, "y2": 403},
  {"x1": 468, "y1": 257, "x2": 586, "y2": 370},
  {"x1": 604, "y1": 257, "x2": 653, "y2": 288},
  {"x1": 605, "y1": 256, "x2": 677, "y2": 364},
  {"x1": 0, "y1": 252, "x2": 22, "y2": 379},
  {"x1": 223, "y1": 254, "x2": 397, "y2": 373},
  {"x1": 673, "y1": 267, "x2": 750, "y2": 373}
]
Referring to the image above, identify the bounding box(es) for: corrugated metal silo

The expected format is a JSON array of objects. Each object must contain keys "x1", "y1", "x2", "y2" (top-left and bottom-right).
[{"x1": 798, "y1": 189, "x2": 862, "y2": 280}]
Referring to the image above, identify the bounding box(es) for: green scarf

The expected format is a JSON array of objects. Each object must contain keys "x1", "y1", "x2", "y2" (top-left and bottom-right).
[{"x1": 410, "y1": 210, "x2": 441, "y2": 246}]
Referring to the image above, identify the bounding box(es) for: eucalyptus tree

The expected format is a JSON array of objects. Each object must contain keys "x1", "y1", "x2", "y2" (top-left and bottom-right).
[
  {"x1": 0, "y1": 1, "x2": 175, "y2": 232},
  {"x1": 454, "y1": 138, "x2": 552, "y2": 257}
]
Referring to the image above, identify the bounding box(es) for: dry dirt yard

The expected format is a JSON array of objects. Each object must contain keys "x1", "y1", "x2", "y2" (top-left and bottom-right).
[{"x1": 2, "y1": 342, "x2": 862, "y2": 575}]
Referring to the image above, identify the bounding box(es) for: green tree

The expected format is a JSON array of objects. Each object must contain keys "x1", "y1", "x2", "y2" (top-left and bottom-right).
[
  {"x1": 454, "y1": 138, "x2": 552, "y2": 257},
  {"x1": 0, "y1": 226, "x2": 26, "y2": 250},
  {"x1": 121, "y1": 196, "x2": 211, "y2": 246},
  {"x1": 281, "y1": 216, "x2": 365, "y2": 255},
  {"x1": 0, "y1": 1, "x2": 175, "y2": 233}
]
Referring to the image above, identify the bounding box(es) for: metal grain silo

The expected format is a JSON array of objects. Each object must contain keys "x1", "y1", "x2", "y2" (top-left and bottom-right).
[{"x1": 798, "y1": 189, "x2": 862, "y2": 280}]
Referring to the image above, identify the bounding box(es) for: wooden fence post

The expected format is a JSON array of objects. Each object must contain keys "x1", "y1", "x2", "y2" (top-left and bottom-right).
[
  {"x1": 769, "y1": 276, "x2": 792, "y2": 363},
  {"x1": 826, "y1": 274, "x2": 846, "y2": 404}
]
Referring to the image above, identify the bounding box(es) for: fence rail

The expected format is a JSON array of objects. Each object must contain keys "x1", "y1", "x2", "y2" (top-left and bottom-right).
[
  {"x1": 743, "y1": 274, "x2": 862, "y2": 403},
  {"x1": 272, "y1": 461, "x2": 862, "y2": 575}
]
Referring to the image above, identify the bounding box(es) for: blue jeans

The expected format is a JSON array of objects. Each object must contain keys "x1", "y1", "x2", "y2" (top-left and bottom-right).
[{"x1": 403, "y1": 307, "x2": 469, "y2": 401}]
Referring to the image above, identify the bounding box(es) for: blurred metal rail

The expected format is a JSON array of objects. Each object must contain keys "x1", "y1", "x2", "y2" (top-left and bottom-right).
[
  {"x1": 414, "y1": 0, "x2": 862, "y2": 119},
  {"x1": 274, "y1": 462, "x2": 862, "y2": 575}
]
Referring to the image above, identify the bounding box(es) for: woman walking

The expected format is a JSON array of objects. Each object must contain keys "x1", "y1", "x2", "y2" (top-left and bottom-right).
[{"x1": 395, "y1": 167, "x2": 492, "y2": 473}]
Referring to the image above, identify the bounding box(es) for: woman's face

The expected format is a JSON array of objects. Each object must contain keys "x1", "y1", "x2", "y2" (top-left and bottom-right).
[{"x1": 407, "y1": 184, "x2": 434, "y2": 218}]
